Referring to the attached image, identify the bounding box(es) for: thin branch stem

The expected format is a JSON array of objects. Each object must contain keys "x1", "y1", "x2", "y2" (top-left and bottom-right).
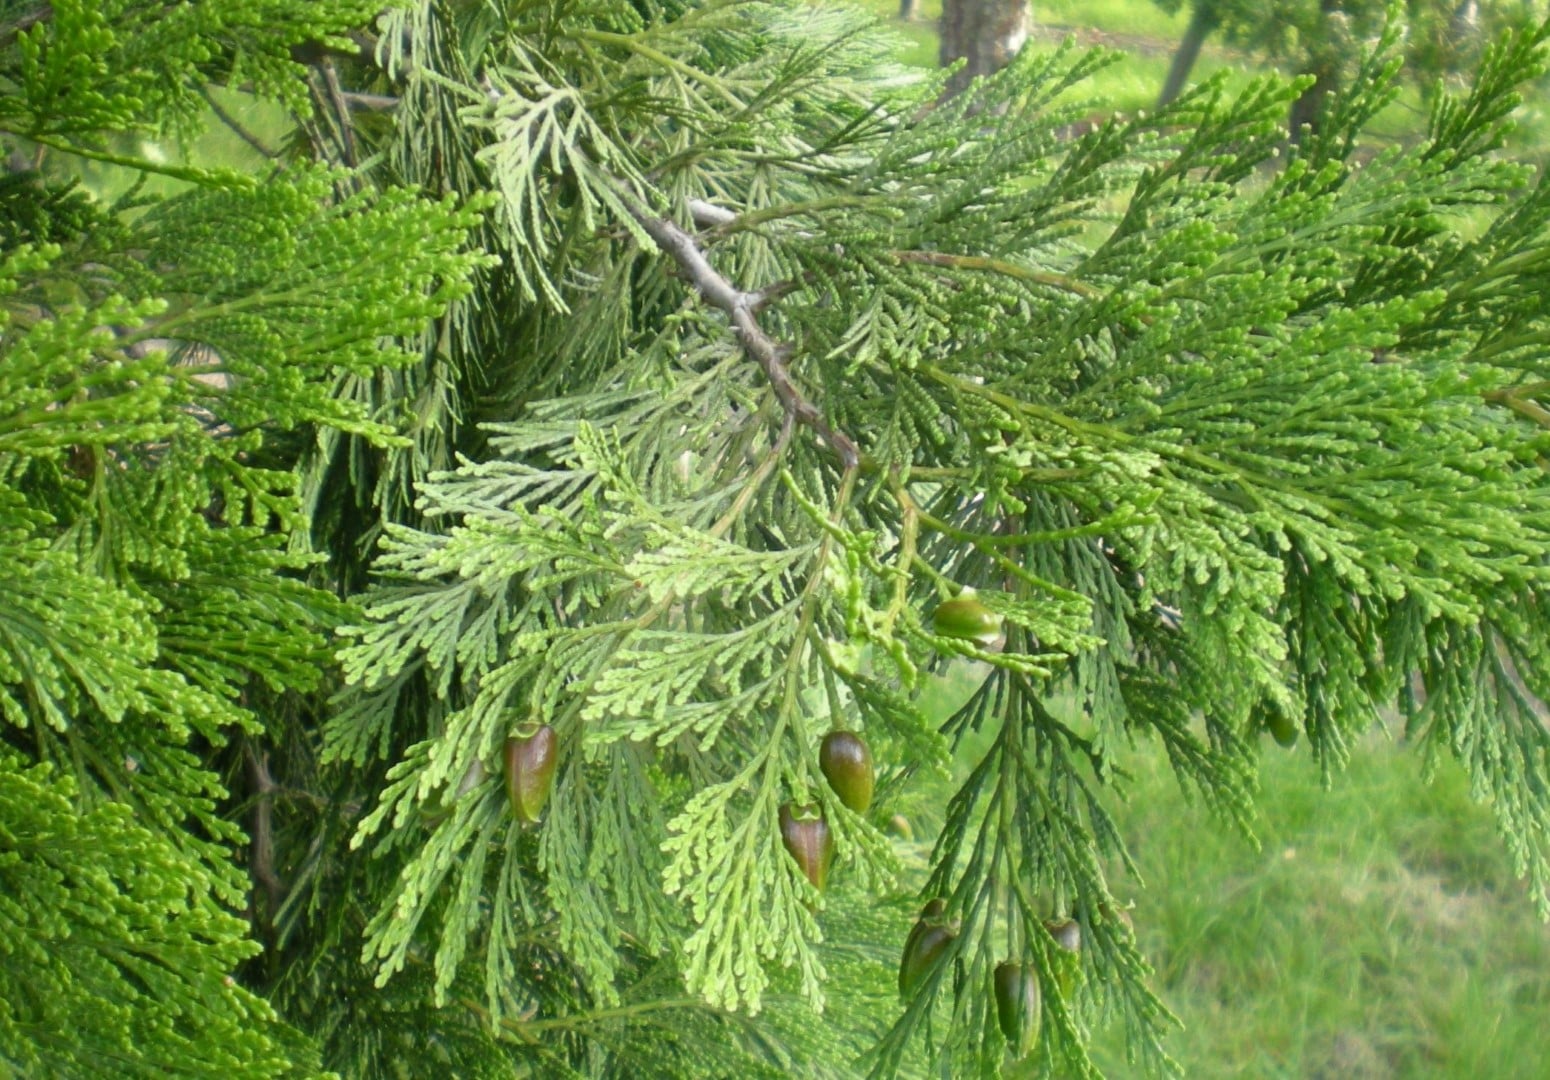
[
  {"x1": 708, "y1": 410, "x2": 794, "y2": 538},
  {"x1": 892, "y1": 250, "x2": 1103, "y2": 298},
  {"x1": 704, "y1": 195, "x2": 889, "y2": 239},
  {"x1": 244, "y1": 742, "x2": 282, "y2": 921},
  {"x1": 1485, "y1": 385, "x2": 1550, "y2": 428},
  {"x1": 319, "y1": 59, "x2": 359, "y2": 168},
  {"x1": 0, "y1": 3, "x2": 50, "y2": 51},
  {"x1": 341, "y1": 91, "x2": 399, "y2": 111},
  {"x1": 198, "y1": 86, "x2": 279, "y2": 161},
  {"x1": 614, "y1": 184, "x2": 862, "y2": 469},
  {"x1": 15, "y1": 131, "x2": 251, "y2": 187},
  {"x1": 575, "y1": 29, "x2": 745, "y2": 109}
]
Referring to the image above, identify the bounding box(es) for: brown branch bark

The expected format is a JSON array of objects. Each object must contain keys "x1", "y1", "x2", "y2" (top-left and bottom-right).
[
  {"x1": 616, "y1": 188, "x2": 861, "y2": 470},
  {"x1": 198, "y1": 86, "x2": 280, "y2": 161},
  {"x1": 319, "y1": 59, "x2": 359, "y2": 167},
  {"x1": 245, "y1": 742, "x2": 282, "y2": 923}
]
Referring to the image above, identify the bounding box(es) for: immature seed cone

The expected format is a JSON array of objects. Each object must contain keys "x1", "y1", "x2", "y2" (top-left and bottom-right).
[
  {"x1": 1099, "y1": 902, "x2": 1135, "y2": 935},
  {"x1": 778, "y1": 803, "x2": 833, "y2": 891},
  {"x1": 898, "y1": 898, "x2": 954, "y2": 997},
  {"x1": 1045, "y1": 918, "x2": 1082, "y2": 953},
  {"x1": 426, "y1": 759, "x2": 487, "y2": 825},
  {"x1": 899, "y1": 924, "x2": 955, "y2": 997},
  {"x1": 930, "y1": 594, "x2": 1004, "y2": 643},
  {"x1": 1045, "y1": 918, "x2": 1082, "y2": 996},
  {"x1": 900, "y1": 898, "x2": 947, "y2": 963},
  {"x1": 993, "y1": 962, "x2": 1041, "y2": 1059},
  {"x1": 1264, "y1": 707, "x2": 1300, "y2": 748},
  {"x1": 504, "y1": 723, "x2": 558, "y2": 824},
  {"x1": 819, "y1": 730, "x2": 874, "y2": 814}
]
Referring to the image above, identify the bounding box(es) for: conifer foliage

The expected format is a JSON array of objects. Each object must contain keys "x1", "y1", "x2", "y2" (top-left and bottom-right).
[
  {"x1": 6, "y1": 0, "x2": 1550, "y2": 1077},
  {"x1": 0, "y1": 1, "x2": 485, "y2": 1075}
]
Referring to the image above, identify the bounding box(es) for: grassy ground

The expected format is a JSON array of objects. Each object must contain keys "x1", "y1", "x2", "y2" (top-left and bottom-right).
[
  {"x1": 856, "y1": 0, "x2": 1244, "y2": 109},
  {"x1": 1092, "y1": 738, "x2": 1550, "y2": 1078}
]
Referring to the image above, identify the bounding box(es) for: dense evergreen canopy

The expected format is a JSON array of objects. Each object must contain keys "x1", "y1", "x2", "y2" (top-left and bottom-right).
[{"x1": 5, "y1": 1, "x2": 1550, "y2": 1076}]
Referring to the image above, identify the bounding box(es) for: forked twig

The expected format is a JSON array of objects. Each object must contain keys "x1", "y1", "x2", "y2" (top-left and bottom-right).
[{"x1": 615, "y1": 186, "x2": 860, "y2": 470}]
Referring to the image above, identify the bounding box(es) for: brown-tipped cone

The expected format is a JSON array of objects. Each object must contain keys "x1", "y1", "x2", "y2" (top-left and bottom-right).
[
  {"x1": 993, "y1": 962, "x2": 1041, "y2": 1059},
  {"x1": 900, "y1": 898, "x2": 948, "y2": 968},
  {"x1": 504, "y1": 723, "x2": 558, "y2": 824},
  {"x1": 778, "y1": 803, "x2": 833, "y2": 891},
  {"x1": 819, "y1": 731, "x2": 874, "y2": 814}
]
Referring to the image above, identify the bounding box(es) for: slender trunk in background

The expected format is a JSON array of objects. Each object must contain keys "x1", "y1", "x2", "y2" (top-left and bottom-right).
[
  {"x1": 939, "y1": 0, "x2": 1031, "y2": 96},
  {"x1": 901, "y1": 0, "x2": 920, "y2": 20},
  {"x1": 1157, "y1": 2, "x2": 1219, "y2": 107},
  {"x1": 1288, "y1": 59, "x2": 1339, "y2": 145},
  {"x1": 1289, "y1": 0, "x2": 1344, "y2": 146}
]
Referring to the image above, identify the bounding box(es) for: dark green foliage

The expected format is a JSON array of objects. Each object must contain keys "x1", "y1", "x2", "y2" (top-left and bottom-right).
[{"x1": 318, "y1": 6, "x2": 1550, "y2": 1074}]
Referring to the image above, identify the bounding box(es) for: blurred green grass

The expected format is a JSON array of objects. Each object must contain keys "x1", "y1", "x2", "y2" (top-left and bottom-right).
[
  {"x1": 32, "y1": 86, "x2": 290, "y2": 203},
  {"x1": 867, "y1": 0, "x2": 1550, "y2": 1054},
  {"x1": 1092, "y1": 736, "x2": 1550, "y2": 1078},
  {"x1": 854, "y1": 0, "x2": 1235, "y2": 110}
]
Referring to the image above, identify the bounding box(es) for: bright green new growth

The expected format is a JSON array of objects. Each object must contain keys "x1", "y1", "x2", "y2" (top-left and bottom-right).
[
  {"x1": 8, "y1": 0, "x2": 1550, "y2": 1077},
  {"x1": 0, "y1": 752, "x2": 295, "y2": 1078},
  {"x1": 0, "y1": 2, "x2": 487, "y2": 1075}
]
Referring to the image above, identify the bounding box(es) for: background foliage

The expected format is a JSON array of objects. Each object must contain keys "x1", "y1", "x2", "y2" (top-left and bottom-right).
[{"x1": 5, "y1": 0, "x2": 1550, "y2": 1077}]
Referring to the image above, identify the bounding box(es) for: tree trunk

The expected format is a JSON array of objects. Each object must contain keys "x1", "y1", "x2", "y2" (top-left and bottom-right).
[
  {"x1": 1287, "y1": 61, "x2": 1338, "y2": 147},
  {"x1": 1157, "y1": 2, "x2": 1218, "y2": 108},
  {"x1": 1288, "y1": 0, "x2": 1345, "y2": 147},
  {"x1": 900, "y1": 0, "x2": 920, "y2": 20},
  {"x1": 939, "y1": 0, "x2": 1031, "y2": 97}
]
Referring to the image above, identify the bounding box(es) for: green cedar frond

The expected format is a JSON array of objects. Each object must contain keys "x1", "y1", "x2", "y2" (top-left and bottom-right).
[
  {"x1": 1, "y1": 7, "x2": 490, "y2": 1076},
  {"x1": 0, "y1": 752, "x2": 311, "y2": 1079},
  {"x1": 1, "y1": 0, "x2": 389, "y2": 138}
]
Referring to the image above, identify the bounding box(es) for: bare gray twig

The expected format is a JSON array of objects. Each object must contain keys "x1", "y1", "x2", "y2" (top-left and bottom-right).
[
  {"x1": 688, "y1": 199, "x2": 737, "y2": 229},
  {"x1": 341, "y1": 91, "x2": 399, "y2": 111},
  {"x1": 617, "y1": 188, "x2": 860, "y2": 470},
  {"x1": 245, "y1": 742, "x2": 282, "y2": 920}
]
